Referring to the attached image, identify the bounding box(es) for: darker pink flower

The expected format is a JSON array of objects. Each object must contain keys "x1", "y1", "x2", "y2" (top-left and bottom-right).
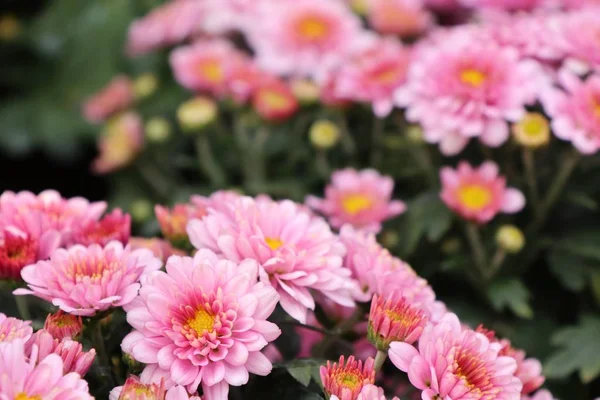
[
  {"x1": 461, "y1": 0, "x2": 548, "y2": 12},
  {"x1": 0, "y1": 225, "x2": 59, "y2": 281},
  {"x1": 69, "y1": 208, "x2": 131, "y2": 247},
  {"x1": 44, "y1": 310, "x2": 83, "y2": 340},
  {"x1": 83, "y1": 75, "x2": 135, "y2": 123},
  {"x1": 252, "y1": 77, "x2": 299, "y2": 122},
  {"x1": 440, "y1": 161, "x2": 525, "y2": 223},
  {"x1": 320, "y1": 355, "x2": 376, "y2": 400},
  {"x1": 26, "y1": 329, "x2": 96, "y2": 376},
  {"x1": 93, "y1": 112, "x2": 144, "y2": 174},
  {"x1": 156, "y1": 203, "x2": 207, "y2": 248},
  {"x1": 0, "y1": 313, "x2": 32, "y2": 343},
  {"x1": 307, "y1": 169, "x2": 406, "y2": 233},
  {"x1": 121, "y1": 250, "x2": 281, "y2": 398},
  {"x1": 367, "y1": 0, "x2": 433, "y2": 38}
]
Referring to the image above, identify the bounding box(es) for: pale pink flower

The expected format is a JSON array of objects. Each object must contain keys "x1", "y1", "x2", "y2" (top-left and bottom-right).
[
  {"x1": 440, "y1": 161, "x2": 525, "y2": 223},
  {"x1": 129, "y1": 237, "x2": 187, "y2": 262},
  {"x1": 333, "y1": 38, "x2": 411, "y2": 117},
  {"x1": 93, "y1": 112, "x2": 145, "y2": 174},
  {"x1": 126, "y1": 0, "x2": 206, "y2": 56},
  {"x1": 321, "y1": 356, "x2": 376, "y2": 400},
  {"x1": 44, "y1": 310, "x2": 83, "y2": 340},
  {"x1": 121, "y1": 250, "x2": 281, "y2": 398},
  {"x1": 247, "y1": 0, "x2": 364, "y2": 78},
  {"x1": 307, "y1": 169, "x2": 406, "y2": 233},
  {"x1": 83, "y1": 75, "x2": 134, "y2": 123},
  {"x1": 188, "y1": 197, "x2": 356, "y2": 323},
  {"x1": 555, "y1": 9, "x2": 600, "y2": 74},
  {"x1": 203, "y1": 0, "x2": 261, "y2": 34},
  {"x1": 170, "y1": 40, "x2": 247, "y2": 97},
  {"x1": 109, "y1": 376, "x2": 204, "y2": 400},
  {"x1": 0, "y1": 340, "x2": 93, "y2": 399},
  {"x1": 15, "y1": 241, "x2": 162, "y2": 316},
  {"x1": 68, "y1": 208, "x2": 131, "y2": 247},
  {"x1": 252, "y1": 77, "x2": 299, "y2": 121},
  {"x1": 397, "y1": 31, "x2": 543, "y2": 155},
  {"x1": 523, "y1": 390, "x2": 556, "y2": 400},
  {"x1": 190, "y1": 190, "x2": 243, "y2": 218},
  {"x1": 367, "y1": 0, "x2": 433, "y2": 38},
  {"x1": 0, "y1": 313, "x2": 32, "y2": 343},
  {"x1": 331, "y1": 384, "x2": 400, "y2": 400},
  {"x1": 26, "y1": 330, "x2": 95, "y2": 376},
  {"x1": 542, "y1": 71, "x2": 600, "y2": 154},
  {"x1": 389, "y1": 312, "x2": 523, "y2": 400}
]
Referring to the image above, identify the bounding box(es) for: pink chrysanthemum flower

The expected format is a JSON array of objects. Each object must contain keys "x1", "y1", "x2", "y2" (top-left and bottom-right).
[
  {"x1": 320, "y1": 355, "x2": 376, "y2": 400},
  {"x1": 26, "y1": 330, "x2": 96, "y2": 376},
  {"x1": 110, "y1": 376, "x2": 201, "y2": 400},
  {"x1": 15, "y1": 241, "x2": 162, "y2": 316},
  {"x1": 0, "y1": 313, "x2": 32, "y2": 343},
  {"x1": 247, "y1": 0, "x2": 364, "y2": 78},
  {"x1": 397, "y1": 32, "x2": 543, "y2": 155},
  {"x1": 307, "y1": 169, "x2": 406, "y2": 233},
  {"x1": 69, "y1": 208, "x2": 131, "y2": 247},
  {"x1": 83, "y1": 75, "x2": 134, "y2": 123},
  {"x1": 523, "y1": 389, "x2": 556, "y2": 400},
  {"x1": 44, "y1": 310, "x2": 83, "y2": 340},
  {"x1": 126, "y1": 0, "x2": 206, "y2": 57},
  {"x1": 332, "y1": 384, "x2": 400, "y2": 400},
  {"x1": 0, "y1": 225, "x2": 59, "y2": 281},
  {"x1": 0, "y1": 340, "x2": 93, "y2": 399},
  {"x1": 332, "y1": 38, "x2": 411, "y2": 117},
  {"x1": 368, "y1": 293, "x2": 427, "y2": 351},
  {"x1": 555, "y1": 9, "x2": 600, "y2": 74},
  {"x1": 367, "y1": 0, "x2": 433, "y2": 38},
  {"x1": 93, "y1": 112, "x2": 144, "y2": 174},
  {"x1": 542, "y1": 71, "x2": 600, "y2": 154},
  {"x1": 156, "y1": 203, "x2": 207, "y2": 248},
  {"x1": 440, "y1": 161, "x2": 525, "y2": 223},
  {"x1": 187, "y1": 197, "x2": 356, "y2": 323},
  {"x1": 190, "y1": 190, "x2": 243, "y2": 218},
  {"x1": 170, "y1": 40, "x2": 247, "y2": 97},
  {"x1": 129, "y1": 237, "x2": 187, "y2": 263},
  {"x1": 252, "y1": 76, "x2": 299, "y2": 122},
  {"x1": 121, "y1": 250, "x2": 281, "y2": 398},
  {"x1": 389, "y1": 312, "x2": 523, "y2": 400},
  {"x1": 226, "y1": 60, "x2": 265, "y2": 104},
  {"x1": 203, "y1": 0, "x2": 261, "y2": 34}
]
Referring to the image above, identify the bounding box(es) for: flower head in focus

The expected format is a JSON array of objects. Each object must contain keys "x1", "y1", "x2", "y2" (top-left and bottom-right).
[
  {"x1": 440, "y1": 161, "x2": 525, "y2": 223},
  {"x1": 93, "y1": 112, "x2": 144, "y2": 174},
  {"x1": 0, "y1": 226, "x2": 58, "y2": 281},
  {"x1": 0, "y1": 313, "x2": 32, "y2": 343},
  {"x1": 83, "y1": 75, "x2": 135, "y2": 123},
  {"x1": 320, "y1": 355, "x2": 376, "y2": 400},
  {"x1": 26, "y1": 329, "x2": 96, "y2": 376},
  {"x1": 44, "y1": 310, "x2": 83, "y2": 340}
]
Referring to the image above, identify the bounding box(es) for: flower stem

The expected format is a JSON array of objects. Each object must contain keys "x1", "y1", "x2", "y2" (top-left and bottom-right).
[
  {"x1": 90, "y1": 320, "x2": 115, "y2": 386},
  {"x1": 195, "y1": 135, "x2": 227, "y2": 187},
  {"x1": 374, "y1": 350, "x2": 387, "y2": 373},
  {"x1": 316, "y1": 150, "x2": 331, "y2": 178},
  {"x1": 337, "y1": 111, "x2": 356, "y2": 156},
  {"x1": 488, "y1": 248, "x2": 507, "y2": 280},
  {"x1": 522, "y1": 149, "x2": 539, "y2": 212},
  {"x1": 136, "y1": 162, "x2": 172, "y2": 200},
  {"x1": 464, "y1": 222, "x2": 488, "y2": 283},
  {"x1": 15, "y1": 295, "x2": 30, "y2": 321}
]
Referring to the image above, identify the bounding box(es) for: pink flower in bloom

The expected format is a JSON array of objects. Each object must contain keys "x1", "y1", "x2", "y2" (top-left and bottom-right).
[
  {"x1": 44, "y1": 310, "x2": 83, "y2": 340},
  {"x1": 203, "y1": 0, "x2": 261, "y2": 34},
  {"x1": 440, "y1": 161, "x2": 525, "y2": 223},
  {"x1": 0, "y1": 313, "x2": 32, "y2": 343},
  {"x1": 331, "y1": 384, "x2": 400, "y2": 400},
  {"x1": 0, "y1": 225, "x2": 59, "y2": 281},
  {"x1": 0, "y1": 340, "x2": 93, "y2": 399},
  {"x1": 226, "y1": 60, "x2": 265, "y2": 104},
  {"x1": 247, "y1": 0, "x2": 364, "y2": 78},
  {"x1": 93, "y1": 112, "x2": 145, "y2": 174},
  {"x1": 187, "y1": 197, "x2": 356, "y2": 323},
  {"x1": 307, "y1": 169, "x2": 406, "y2": 233},
  {"x1": 69, "y1": 208, "x2": 131, "y2": 247},
  {"x1": 555, "y1": 9, "x2": 600, "y2": 74},
  {"x1": 542, "y1": 72, "x2": 600, "y2": 154},
  {"x1": 523, "y1": 390, "x2": 556, "y2": 400},
  {"x1": 126, "y1": 0, "x2": 206, "y2": 56},
  {"x1": 156, "y1": 203, "x2": 207, "y2": 247},
  {"x1": 26, "y1": 330, "x2": 96, "y2": 376},
  {"x1": 332, "y1": 38, "x2": 411, "y2": 117},
  {"x1": 367, "y1": 0, "x2": 433, "y2": 38},
  {"x1": 129, "y1": 237, "x2": 187, "y2": 262},
  {"x1": 83, "y1": 75, "x2": 135, "y2": 123},
  {"x1": 121, "y1": 250, "x2": 281, "y2": 398},
  {"x1": 320, "y1": 355, "x2": 376, "y2": 400},
  {"x1": 109, "y1": 376, "x2": 204, "y2": 399},
  {"x1": 190, "y1": 190, "x2": 242, "y2": 219},
  {"x1": 15, "y1": 241, "x2": 162, "y2": 316},
  {"x1": 170, "y1": 40, "x2": 247, "y2": 97},
  {"x1": 389, "y1": 312, "x2": 523, "y2": 400},
  {"x1": 252, "y1": 77, "x2": 299, "y2": 121},
  {"x1": 397, "y1": 32, "x2": 543, "y2": 155}
]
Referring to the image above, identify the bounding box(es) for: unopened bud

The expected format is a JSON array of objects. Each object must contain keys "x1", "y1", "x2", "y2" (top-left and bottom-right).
[
  {"x1": 145, "y1": 117, "x2": 171, "y2": 143},
  {"x1": 406, "y1": 125, "x2": 424, "y2": 143},
  {"x1": 496, "y1": 225, "x2": 525, "y2": 253},
  {"x1": 309, "y1": 120, "x2": 340, "y2": 150},
  {"x1": 177, "y1": 97, "x2": 218, "y2": 133},
  {"x1": 44, "y1": 311, "x2": 83, "y2": 340},
  {"x1": 133, "y1": 73, "x2": 159, "y2": 99},
  {"x1": 130, "y1": 199, "x2": 153, "y2": 223},
  {"x1": 512, "y1": 112, "x2": 550, "y2": 149}
]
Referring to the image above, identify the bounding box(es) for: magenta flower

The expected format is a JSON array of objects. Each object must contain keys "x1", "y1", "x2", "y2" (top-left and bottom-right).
[
  {"x1": 0, "y1": 313, "x2": 32, "y2": 343},
  {"x1": 306, "y1": 169, "x2": 406, "y2": 233},
  {"x1": 389, "y1": 313, "x2": 523, "y2": 400},
  {"x1": 44, "y1": 310, "x2": 83, "y2": 340},
  {"x1": 440, "y1": 161, "x2": 525, "y2": 223},
  {"x1": 188, "y1": 197, "x2": 356, "y2": 323},
  {"x1": 93, "y1": 111, "x2": 144, "y2": 174},
  {"x1": 0, "y1": 225, "x2": 59, "y2": 281},
  {"x1": 83, "y1": 75, "x2": 134, "y2": 123},
  {"x1": 15, "y1": 241, "x2": 162, "y2": 316},
  {"x1": 69, "y1": 208, "x2": 131, "y2": 247},
  {"x1": 0, "y1": 340, "x2": 93, "y2": 399},
  {"x1": 397, "y1": 31, "x2": 543, "y2": 155},
  {"x1": 320, "y1": 355, "x2": 376, "y2": 400},
  {"x1": 252, "y1": 77, "x2": 300, "y2": 122},
  {"x1": 121, "y1": 250, "x2": 281, "y2": 398},
  {"x1": 542, "y1": 71, "x2": 600, "y2": 154},
  {"x1": 367, "y1": 0, "x2": 433, "y2": 38},
  {"x1": 26, "y1": 330, "x2": 96, "y2": 376}
]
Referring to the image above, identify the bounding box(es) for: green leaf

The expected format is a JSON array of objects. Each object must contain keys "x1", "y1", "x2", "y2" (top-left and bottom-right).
[
  {"x1": 544, "y1": 315, "x2": 600, "y2": 383},
  {"x1": 275, "y1": 359, "x2": 325, "y2": 388},
  {"x1": 547, "y1": 250, "x2": 587, "y2": 292},
  {"x1": 487, "y1": 278, "x2": 533, "y2": 319}
]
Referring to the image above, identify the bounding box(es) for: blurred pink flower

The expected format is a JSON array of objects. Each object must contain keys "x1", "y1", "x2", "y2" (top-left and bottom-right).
[
  {"x1": 203, "y1": 0, "x2": 261, "y2": 34},
  {"x1": 306, "y1": 169, "x2": 406, "y2": 233},
  {"x1": 542, "y1": 71, "x2": 600, "y2": 154},
  {"x1": 121, "y1": 250, "x2": 281, "y2": 398},
  {"x1": 389, "y1": 312, "x2": 522, "y2": 400},
  {"x1": 321, "y1": 355, "x2": 376, "y2": 400},
  {"x1": 190, "y1": 190, "x2": 242, "y2": 218},
  {"x1": 83, "y1": 75, "x2": 134, "y2": 123},
  {"x1": 26, "y1": 330, "x2": 96, "y2": 376},
  {"x1": 252, "y1": 77, "x2": 299, "y2": 121},
  {"x1": 93, "y1": 112, "x2": 144, "y2": 174},
  {"x1": 331, "y1": 384, "x2": 400, "y2": 400},
  {"x1": 129, "y1": 237, "x2": 187, "y2": 262},
  {"x1": 187, "y1": 197, "x2": 356, "y2": 323},
  {"x1": 0, "y1": 225, "x2": 59, "y2": 281},
  {"x1": 109, "y1": 376, "x2": 202, "y2": 400},
  {"x1": 555, "y1": 8, "x2": 600, "y2": 74},
  {"x1": 247, "y1": 0, "x2": 364, "y2": 78},
  {"x1": 126, "y1": 0, "x2": 206, "y2": 56},
  {"x1": 226, "y1": 60, "x2": 265, "y2": 104},
  {"x1": 0, "y1": 313, "x2": 32, "y2": 343},
  {"x1": 424, "y1": 0, "x2": 464, "y2": 12},
  {"x1": 0, "y1": 340, "x2": 93, "y2": 399},
  {"x1": 69, "y1": 208, "x2": 131, "y2": 247},
  {"x1": 15, "y1": 241, "x2": 162, "y2": 316},
  {"x1": 155, "y1": 203, "x2": 207, "y2": 247},
  {"x1": 440, "y1": 161, "x2": 525, "y2": 223},
  {"x1": 44, "y1": 310, "x2": 83, "y2": 340},
  {"x1": 367, "y1": 0, "x2": 433, "y2": 38},
  {"x1": 397, "y1": 32, "x2": 543, "y2": 155}
]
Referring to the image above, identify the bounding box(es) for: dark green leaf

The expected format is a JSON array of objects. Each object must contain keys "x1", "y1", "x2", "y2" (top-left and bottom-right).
[{"x1": 487, "y1": 278, "x2": 533, "y2": 319}]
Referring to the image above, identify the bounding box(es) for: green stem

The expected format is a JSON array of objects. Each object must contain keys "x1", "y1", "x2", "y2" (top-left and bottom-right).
[
  {"x1": 374, "y1": 350, "x2": 387, "y2": 373},
  {"x1": 195, "y1": 135, "x2": 227, "y2": 187},
  {"x1": 316, "y1": 150, "x2": 331, "y2": 178},
  {"x1": 464, "y1": 222, "x2": 488, "y2": 283},
  {"x1": 411, "y1": 143, "x2": 438, "y2": 188},
  {"x1": 522, "y1": 149, "x2": 540, "y2": 212},
  {"x1": 488, "y1": 248, "x2": 507, "y2": 280},
  {"x1": 371, "y1": 117, "x2": 384, "y2": 167},
  {"x1": 15, "y1": 296, "x2": 30, "y2": 321},
  {"x1": 336, "y1": 111, "x2": 356, "y2": 156},
  {"x1": 90, "y1": 320, "x2": 115, "y2": 386},
  {"x1": 136, "y1": 162, "x2": 172, "y2": 200}
]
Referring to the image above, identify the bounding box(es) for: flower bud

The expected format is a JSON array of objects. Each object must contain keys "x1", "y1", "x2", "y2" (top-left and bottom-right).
[
  {"x1": 133, "y1": 73, "x2": 159, "y2": 99},
  {"x1": 145, "y1": 117, "x2": 171, "y2": 143},
  {"x1": 177, "y1": 97, "x2": 218, "y2": 133},
  {"x1": 496, "y1": 225, "x2": 525, "y2": 253},
  {"x1": 290, "y1": 79, "x2": 321, "y2": 105},
  {"x1": 512, "y1": 112, "x2": 550, "y2": 149},
  {"x1": 92, "y1": 112, "x2": 144, "y2": 174},
  {"x1": 406, "y1": 125, "x2": 424, "y2": 143},
  {"x1": 0, "y1": 14, "x2": 21, "y2": 41},
  {"x1": 320, "y1": 356, "x2": 375, "y2": 400},
  {"x1": 44, "y1": 310, "x2": 83, "y2": 340},
  {"x1": 309, "y1": 120, "x2": 340, "y2": 150}
]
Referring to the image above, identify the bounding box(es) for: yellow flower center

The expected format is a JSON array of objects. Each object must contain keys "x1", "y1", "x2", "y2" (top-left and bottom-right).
[
  {"x1": 520, "y1": 116, "x2": 547, "y2": 138},
  {"x1": 337, "y1": 372, "x2": 361, "y2": 390},
  {"x1": 265, "y1": 237, "x2": 284, "y2": 251},
  {"x1": 593, "y1": 99, "x2": 600, "y2": 117},
  {"x1": 297, "y1": 16, "x2": 329, "y2": 40},
  {"x1": 458, "y1": 184, "x2": 492, "y2": 210},
  {"x1": 460, "y1": 69, "x2": 486, "y2": 87},
  {"x1": 187, "y1": 308, "x2": 215, "y2": 335},
  {"x1": 198, "y1": 60, "x2": 224, "y2": 83},
  {"x1": 15, "y1": 393, "x2": 41, "y2": 400},
  {"x1": 374, "y1": 68, "x2": 402, "y2": 84},
  {"x1": 342, "y1": 194, "x2": 373, "y2": 215}
]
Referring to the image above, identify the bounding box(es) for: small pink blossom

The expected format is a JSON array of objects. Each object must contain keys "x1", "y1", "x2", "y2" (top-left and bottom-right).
[
  {"x1": 121, "y1": 250, "x2": 281, "y2": 398},
  {"x1": 252, "y1": 77, "x2": 300, "y2": 122},
  {"x1": 69, "y1": 208, "x2": 131, "y2": 247},
  {"x1": 440, "y1": 161, "x2": 525, "y2": 223},
  {"x1": 0, "y1": 225, "x2": 59, "y2": 281},
  {"x1": 15, "y1": 241, "x2": 162, "y2": 316},
  {"x1": 44, "y1": 310, "x2": 83, "y2": 340},
  {"x1": 307, "y1": 169, "x2": 406, "y2": 233},
  {"x1": 109, "y1": 376, "x2": 202, "y2": 400},
  {"x1": 321, "y1": 355, "x2": 376, "y2": 400},
  {"x1": 155, "y1": 203, "x2": 207, "y2": 247},
  {"x1": 83, "y1": 75, "x2": 135, "y2": 123},
  {"x1": 367, "y1": 0, "x2": 433, "y2": 38},
  {"x1": 93, "y1": 112, "x2": 145, "y2": 174},
  {"x1": 0, "y1": 313, "x2": 32, "y2": 343},
  {"x1": 26, "y1": 329, "x2": 96, "y2": 376}
]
